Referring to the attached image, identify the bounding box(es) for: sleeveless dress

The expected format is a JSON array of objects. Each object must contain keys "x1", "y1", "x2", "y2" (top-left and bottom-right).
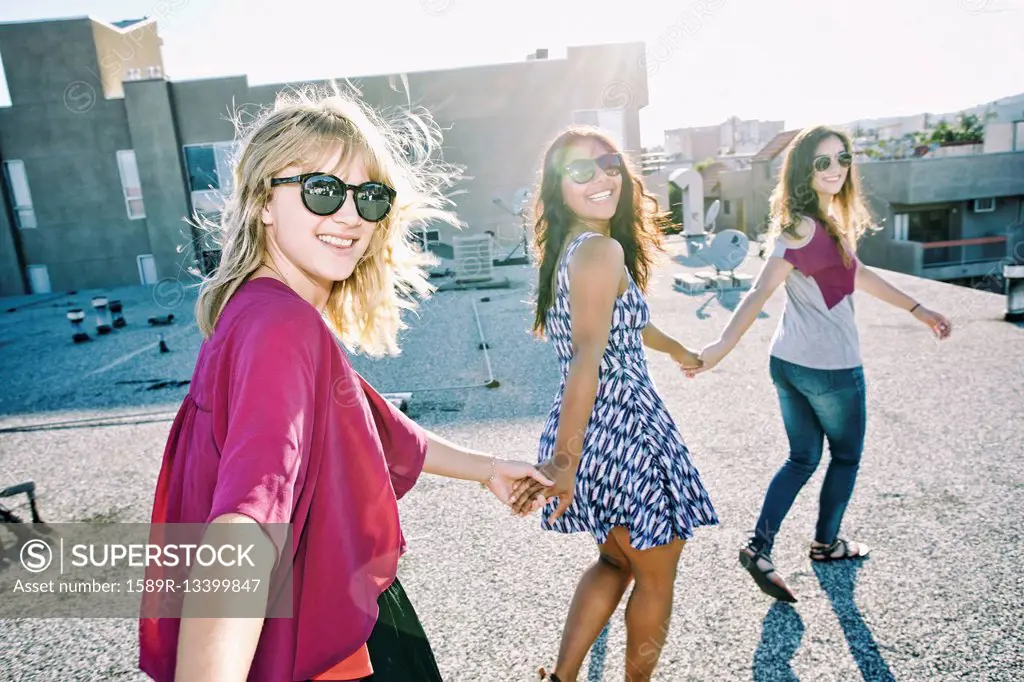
[{"x1": 537, "y1": 231, "x2": 720, "y2": 551}]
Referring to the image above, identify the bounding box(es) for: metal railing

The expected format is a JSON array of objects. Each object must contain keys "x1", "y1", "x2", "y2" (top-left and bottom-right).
[{"x1": 920, "y1": 235, "x2": 1008, "y2": 268}]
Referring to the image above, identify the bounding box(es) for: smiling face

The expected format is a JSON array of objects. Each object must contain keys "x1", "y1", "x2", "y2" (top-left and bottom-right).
[
  {"x1": 811, "y1": 134, "x2": 850, "y2": 198},
  {"x1": 260, "y1": 145, "x2": 376, "y2": 297},
  {"x1": 558, "y1": 137, "x2": 623, "y2": 224}
]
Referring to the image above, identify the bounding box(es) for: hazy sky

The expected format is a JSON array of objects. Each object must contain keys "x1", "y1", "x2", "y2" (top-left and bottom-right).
[{"x1": 2, "y1": 0, "x2": 1022, "y2": 145}]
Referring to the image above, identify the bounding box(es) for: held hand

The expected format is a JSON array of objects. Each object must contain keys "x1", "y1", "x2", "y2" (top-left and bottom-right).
[
  {"x1": 485, "y1": 459, "x2": 554, "y2": 514},
  {"x1": 913, "y1": 306, "x2": 952, "y2": 340},
  {"x1": 670, "y1": 344, "x2": 703, "y2": 373},
  {"x1": 686, "y1": 340, "x2": 729, "y2": 377},
  {"x1": 508, "y1": 454, "x2": 578, "y2": 519}
]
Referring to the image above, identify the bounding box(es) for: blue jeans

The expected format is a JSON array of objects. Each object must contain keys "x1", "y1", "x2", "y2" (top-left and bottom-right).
[{"x1": 751, "y1": 356, "x2": 867, "y2": 555}]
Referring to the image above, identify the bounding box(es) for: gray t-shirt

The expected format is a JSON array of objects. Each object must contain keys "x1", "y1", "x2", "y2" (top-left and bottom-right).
[{"x1": 768, "y1": 220, "x2": 862, "y2": 370}]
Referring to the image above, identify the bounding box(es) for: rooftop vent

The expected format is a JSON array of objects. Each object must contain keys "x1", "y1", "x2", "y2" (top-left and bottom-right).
[{"x1": 452, "y1": 234, "x2": 495, "y2": 283}]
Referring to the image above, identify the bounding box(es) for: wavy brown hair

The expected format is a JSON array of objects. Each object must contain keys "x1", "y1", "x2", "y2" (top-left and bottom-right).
[
  {"x1": 767, "y1": 125, "x2": 878, "y2": 267},
  {"x1": 530, "y1": 126, "x2": 669, "y2": 337}
]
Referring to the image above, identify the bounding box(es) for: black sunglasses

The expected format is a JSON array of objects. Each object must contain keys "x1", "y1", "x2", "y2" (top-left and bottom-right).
[
  {"x1": 270, "y1": 173, "x2": 395, "y2": 222},
  {"x1": 813, "y1": 151, "x2": 853, "y2": 173},
  {"x1": 563, "y1": 153, "x2": 623, "y2": 184}
]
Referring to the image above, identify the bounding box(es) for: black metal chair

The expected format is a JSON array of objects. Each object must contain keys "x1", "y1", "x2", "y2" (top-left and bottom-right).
[{"x1": 0, "y1": 481, "x2": 54, "y2": 555}]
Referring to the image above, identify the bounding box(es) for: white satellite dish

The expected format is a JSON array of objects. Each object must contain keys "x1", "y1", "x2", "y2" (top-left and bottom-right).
[{"x1": 705, "y1": 200, "x2": 721, "y2": 231}]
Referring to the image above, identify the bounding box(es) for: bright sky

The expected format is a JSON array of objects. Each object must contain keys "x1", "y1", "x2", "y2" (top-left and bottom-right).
[{"x1": 2, "y1": 0, "x2": 1023, "y2": 145}]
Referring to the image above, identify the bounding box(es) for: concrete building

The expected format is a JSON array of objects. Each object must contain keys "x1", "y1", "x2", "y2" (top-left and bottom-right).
[{"x1": 0, "y1": 16, "x2": 648, "y2": 295}]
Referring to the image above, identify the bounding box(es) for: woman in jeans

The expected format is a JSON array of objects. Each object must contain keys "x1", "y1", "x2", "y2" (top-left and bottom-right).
[{"x1": 690, "y1": 125, "x2": 953, "y2": 602}]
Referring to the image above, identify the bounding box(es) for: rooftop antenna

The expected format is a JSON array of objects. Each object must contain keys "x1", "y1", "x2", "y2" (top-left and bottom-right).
[{"x1": 493, "y1": 187, "x2": 532, "y2": 265}]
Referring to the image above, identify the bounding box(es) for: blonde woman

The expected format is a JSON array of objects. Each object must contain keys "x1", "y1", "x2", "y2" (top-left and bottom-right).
[
  {"x1": 690, "y1": 125, "x2": 952, "y2": 602},
  {"x1": 138, "y1": 85, "x2": 551, "y2": 682}
]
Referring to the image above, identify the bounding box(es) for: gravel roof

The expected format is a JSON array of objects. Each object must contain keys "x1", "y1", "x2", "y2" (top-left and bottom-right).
[{"x1": 1, "y1": 238, "x2": 1021, "y2": 681}]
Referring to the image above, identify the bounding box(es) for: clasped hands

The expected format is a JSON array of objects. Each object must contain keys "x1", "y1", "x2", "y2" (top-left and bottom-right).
[
  {"x1": 670, "y1": 341, "x2": 729, "y2": 379},
  {"x1": 504, "y1": 453, "x2": 579, "y2": 519}
]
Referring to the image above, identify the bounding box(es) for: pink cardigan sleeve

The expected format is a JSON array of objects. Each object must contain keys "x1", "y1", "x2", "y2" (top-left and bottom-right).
[
  {"x1": 208, "y1": 312, "x2": 321, "y2": 532},
  {"x1": 357, "y1": 374, "x2": 428, "y2": 500}
]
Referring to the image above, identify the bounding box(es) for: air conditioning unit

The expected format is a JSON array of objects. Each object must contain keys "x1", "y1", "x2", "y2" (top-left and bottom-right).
[
  {"x1": 973, "y1": 197, "x2": 996, "y2": 213},
  {"x1": 125, "y1": 68, "x2": 142, "y2": 81},
  {"x1": 147, "y1": 65, "x2": 162, "y2": 78},
  {"x1": 452, "y1": 234, "x2": 494, "y2": 283}
]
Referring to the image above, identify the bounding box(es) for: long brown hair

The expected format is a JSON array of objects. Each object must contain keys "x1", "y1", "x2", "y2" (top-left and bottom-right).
[
  {"x1": 767, "y1": 125, "x2": 878, "y2": 267},
  {"x1": 530, "y1": 126, "x2": 669, "y2": 337}
]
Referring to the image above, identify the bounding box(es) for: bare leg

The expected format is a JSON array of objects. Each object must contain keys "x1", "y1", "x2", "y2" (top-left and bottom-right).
[
  {"x1": 618, "y1": 528, "x2": 686, "y2": 682},
  {"x1": 548, "y1": 528, "x2": 634, "y2": 682}
]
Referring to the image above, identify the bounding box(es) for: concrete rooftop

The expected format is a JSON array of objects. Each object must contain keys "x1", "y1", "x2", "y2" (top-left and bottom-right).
[{"x1": 1, "y1": 237, "x2": 1022, "y2": 681}]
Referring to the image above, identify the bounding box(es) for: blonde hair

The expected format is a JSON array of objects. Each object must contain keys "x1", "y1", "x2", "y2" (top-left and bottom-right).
[
  {"x1": 193, "y1": 83, "x2": 461, "y2": 357},
  {"x1": 766, "y1": 125, "x2": 878, "y2": 267}
]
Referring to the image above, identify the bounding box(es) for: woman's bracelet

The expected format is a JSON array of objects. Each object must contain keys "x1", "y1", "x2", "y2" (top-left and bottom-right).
[
  {"x1": 480, "y1": 457, "x2": 496, "y2": 489},
  {"x1": 909, "y1": 302, "x2": 921, "y2": 314}
]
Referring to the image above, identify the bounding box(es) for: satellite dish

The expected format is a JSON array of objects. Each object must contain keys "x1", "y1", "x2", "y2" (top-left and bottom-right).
[
  {"x1": 512, "y1": 187, "x2": 531, "y2": 214},
  {"x1": 705, "y1": 200, "x2": 721, "y2": 230},
  {"x1": 673, "y1": 229, "x2": 749, "y2": 272}
]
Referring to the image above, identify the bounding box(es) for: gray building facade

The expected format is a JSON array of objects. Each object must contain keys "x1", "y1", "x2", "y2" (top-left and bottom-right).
[{"x1": 0, "y1": 16, "x2": 648, "y2": 295}]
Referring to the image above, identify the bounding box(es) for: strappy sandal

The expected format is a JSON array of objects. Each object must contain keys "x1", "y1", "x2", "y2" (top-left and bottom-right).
[
  {"x1": 810, "y1": 538, "x2": 870, "y2": 562},
  {"x1": 537, "y1": 667, "x2": 562, "y2": 682},
  {"x1": 739, "y1": 545, "x2": 797, "y2": 603}
]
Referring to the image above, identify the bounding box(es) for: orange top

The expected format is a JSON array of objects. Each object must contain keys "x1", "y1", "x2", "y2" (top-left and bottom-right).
[{"x1": 311, "y1": 644, "x2": 372, "y2": 680}]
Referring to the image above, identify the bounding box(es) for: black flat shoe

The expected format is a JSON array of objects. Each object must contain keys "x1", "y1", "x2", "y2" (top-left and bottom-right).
[{"x1": 739, "y1": 546, "x2": 797, "y2": 603}]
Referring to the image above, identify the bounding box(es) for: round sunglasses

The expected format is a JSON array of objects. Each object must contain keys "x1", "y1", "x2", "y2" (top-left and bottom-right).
[
  {"x1": 270, "y1": 173, "x2": 396, "y2": 222},
  {"x1": 812, "y1": 151, "x2": 853, "y2": 173},
  {"x1": 563, "y1": 153, "x2": 624, "y2": 184}
]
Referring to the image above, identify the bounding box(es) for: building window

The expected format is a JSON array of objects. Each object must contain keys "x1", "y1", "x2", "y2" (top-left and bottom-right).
[
  {"x1": 893, "y1": 213, "x2": 909, "y2": 241},
  {"x1": 0, "y1": 49, "x2": 11, "y2": 108},
  {"x1": 973, "y1": 197, "x2": 995, "y2": 213},
  {"x1": 723, "y1": 200, "x2": 731, "y2": 215},
  {"x1": 183, "y1": 141, "x2": 240, "y2": 214},
  {"x1": 116, "y1": 150, "x2": 146, "y2": 220},
  {"x1": 572, "y1": 110, "x2": 626, "y2": 152},
  {"x1": 1015, "y1": 121, "x2": 1024, "y2": 151},
  {"x1": 137, "y1": 254, "x2": 158, "y2": 285},
  {"x1": 3, "y1": 160, "x2": 37, "y2": 228},
  {"x1": 26, "y1": 264, "x2": 51, "y2": 294},
  {"x1": 184, "y1": 141, "x2": 238, "y2": 193}
]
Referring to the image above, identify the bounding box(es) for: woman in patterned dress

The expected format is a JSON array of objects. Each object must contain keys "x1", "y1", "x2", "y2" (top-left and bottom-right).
[{"x1": 510, "y1": 127, "x2": 720, "y2": 682}]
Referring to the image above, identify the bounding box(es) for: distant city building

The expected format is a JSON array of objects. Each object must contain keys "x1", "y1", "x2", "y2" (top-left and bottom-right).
[{"x1": 663, "y1": 117, "x2": 784, "y2": 164}]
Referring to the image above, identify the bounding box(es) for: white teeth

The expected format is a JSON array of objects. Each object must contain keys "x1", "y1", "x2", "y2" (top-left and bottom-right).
[
  {"x1": 318, "y1": 235, "x2": 353, "y2": 247},
  {"x1": 589, "y1": 190, "x2": 612, "y2": 200}
]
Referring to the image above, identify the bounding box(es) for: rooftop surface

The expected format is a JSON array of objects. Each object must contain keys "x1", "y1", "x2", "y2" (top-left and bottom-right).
[{"x1": 1, "y1": 238, "x2": 1022, "y2": 680}]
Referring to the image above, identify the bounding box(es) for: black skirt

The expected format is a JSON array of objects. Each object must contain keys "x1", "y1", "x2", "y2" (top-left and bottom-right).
[{"x1": 361, "y1": 576, "x2": 444, "y2": 682}]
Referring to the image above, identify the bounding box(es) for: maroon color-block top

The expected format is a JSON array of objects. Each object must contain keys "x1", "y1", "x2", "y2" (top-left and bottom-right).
[{"x1": 139, "y1": 277, "x2": 427, "y2": 682}]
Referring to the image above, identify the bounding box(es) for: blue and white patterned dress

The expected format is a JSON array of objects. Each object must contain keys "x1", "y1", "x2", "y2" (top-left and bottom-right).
[{"x1": 538, "y1": 231, "x2": 719, "y2": 551}]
